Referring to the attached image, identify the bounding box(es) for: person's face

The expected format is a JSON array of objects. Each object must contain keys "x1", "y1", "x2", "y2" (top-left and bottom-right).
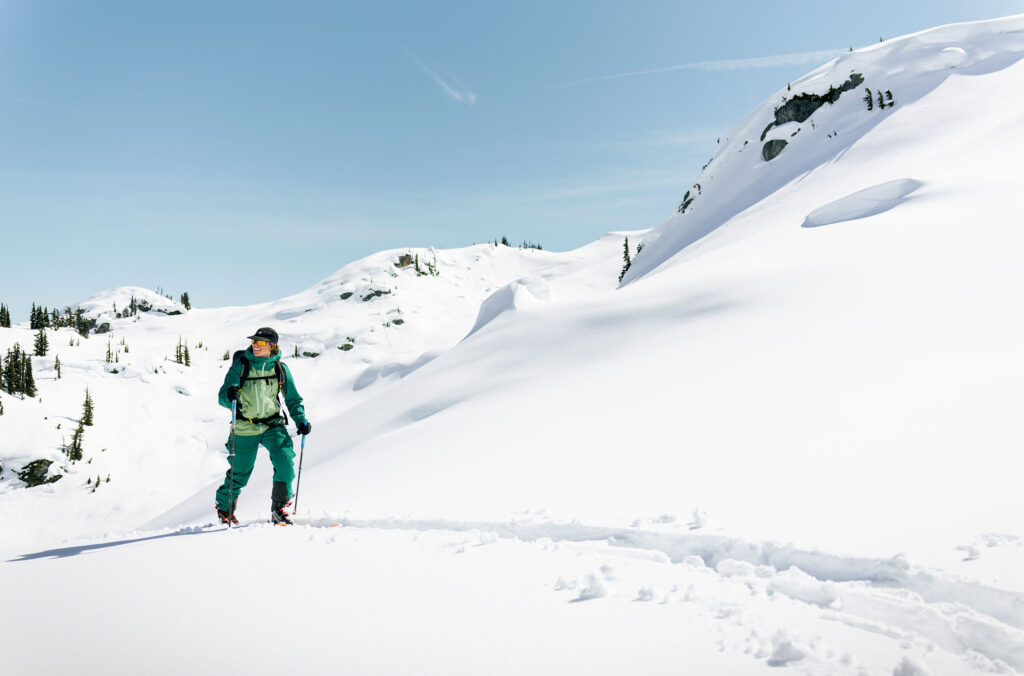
[{"x1": 252, "y1": 340, "x2": 272, "y2": 357}]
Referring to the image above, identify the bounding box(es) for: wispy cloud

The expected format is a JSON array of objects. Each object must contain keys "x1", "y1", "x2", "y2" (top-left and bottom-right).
[
  {"x1": 584, "y1": 128, "x2": 724, "y2": 151},
  {"x1": 406, "y1": 49, "x2": 477, "y2": 106},
  {"x1": 559, "y1": 49, "x2": 844, "y2": 87}
]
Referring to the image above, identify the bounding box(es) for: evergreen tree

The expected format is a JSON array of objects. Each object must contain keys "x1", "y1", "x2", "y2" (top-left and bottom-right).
[
  {"x1": 876, "y1": 90, "x2": 886, "y2": 109},
  {"x1": 74, "y1": 308, "x2": 89, "y2": 337},
  {"x1": 184, "y1": 344, "x2": 191, "y2": 367},
  {"x1": 618, "y1": 236, "x2": 633, "y2": 282},
  {"x1": 180, "y1": 292, "x2": 191, "y2": 310},
  {"x1": 175, "y1": 337, "x2": 187, "y2": 365},
  {"x1": 82, "y1": 388, "x2": 94, "y2": 426},
  {"x1": 55, "y1": 354, "x2": 62, "y2": 379},
  {"x1": 0, "y1": 393, "x2": 4, "y2": 416},
  {"x1": 21, "y1": 354, "x2": 36, "y2": 398},
  {"x1": 34, "y1": 329, "x2": 49, "y2": 357},
  {"x1": 3, "y1": 344, "x2": 23, "y2": 394},
  {"x1": 0, "y1": 303, "x2": 11, "y2": 328},
  {"x1": 31, "y1": 305, "x2": 44, "y2": 328},
  {"x1": 66, "y1": 422, "x2": 84, "y2": 461},
  {"x1": 500, "y1": 236, "x2": 510, "y2": 246},
  {"x1": 863, "y1": 88, "x2": 873, "y2": 111},
  {"x1": 105, "y1": 341, "x2": 113, "y2": 363},
  {"x1": 885, "y1": 90, "x2": 894, "y2": 105}
]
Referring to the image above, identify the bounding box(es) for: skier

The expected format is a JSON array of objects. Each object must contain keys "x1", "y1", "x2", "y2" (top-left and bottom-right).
[{"x1": 215, "y1": 327, "x2": 311, "y2": 525}]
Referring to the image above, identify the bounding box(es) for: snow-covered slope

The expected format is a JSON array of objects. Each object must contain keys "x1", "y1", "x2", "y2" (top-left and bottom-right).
[
  {"x1": 5, "y1": 15, "x2": 1024, "y2": 676},
  {"x1": 626, "y1": 14, "x2": 1024, "y2": 284},
  {"x1": 0, "y1": 240, "x2": 627, "y2": 546}
]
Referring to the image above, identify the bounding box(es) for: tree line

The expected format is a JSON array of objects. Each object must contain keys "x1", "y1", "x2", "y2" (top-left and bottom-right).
[{"x1": 1, "y1": 292, "x2": 193, "y2": 335}]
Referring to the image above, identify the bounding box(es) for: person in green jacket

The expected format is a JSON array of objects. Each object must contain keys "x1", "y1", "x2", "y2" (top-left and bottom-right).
[{"x1": 215, "y1": 327, "x2": 311, "y2": 525}]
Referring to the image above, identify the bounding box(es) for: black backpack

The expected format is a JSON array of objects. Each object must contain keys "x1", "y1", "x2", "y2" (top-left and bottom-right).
[{"x1": 233, "y1": 350, "x2": 289, "y2": 425}]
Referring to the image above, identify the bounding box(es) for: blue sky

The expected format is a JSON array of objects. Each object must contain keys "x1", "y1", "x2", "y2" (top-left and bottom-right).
[{"x1": 2, "y1": 0, "x2": 1021, "y2": 317}]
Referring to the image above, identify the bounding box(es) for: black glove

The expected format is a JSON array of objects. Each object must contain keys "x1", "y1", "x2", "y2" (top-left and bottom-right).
[
  {"x1": 297, "y1": 421, "x2": 311, "y2": 435},
  {"x1": 226, "y1": 385, "x2": 240, "y2": 402}
]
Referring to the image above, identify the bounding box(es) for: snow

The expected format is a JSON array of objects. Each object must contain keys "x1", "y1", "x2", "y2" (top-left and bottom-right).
[
  {"x1": 801, "y1": 178, "x2": 924, "y2": 228},
  {"x1": 4, "y1": 14, "x2": 1024, "y2": 676},
  {"x1": 75, "y1": 286, "x2": 187, "y2": 322}
]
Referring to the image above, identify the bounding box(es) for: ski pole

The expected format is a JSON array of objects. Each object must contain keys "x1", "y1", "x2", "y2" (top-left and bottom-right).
[
  {"x1": 228, "y1": 400, "x2": 237, "y2": 528},
  {"x1": 293, "y1": 434, "x2": 306, "y2": 515}
]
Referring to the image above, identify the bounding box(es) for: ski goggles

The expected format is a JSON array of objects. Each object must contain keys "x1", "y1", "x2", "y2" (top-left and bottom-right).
[{"x1": 252, "y1": 339, "x2": 269, "y2": 346}]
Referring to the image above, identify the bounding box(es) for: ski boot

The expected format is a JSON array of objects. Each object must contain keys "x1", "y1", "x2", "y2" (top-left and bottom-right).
[
  {"x1": 271, "y1": 501, "x2": 292, "y2": 525},
  {"x1": 217, "y1": 507, "x2": 239, "y2": 525},
  {"x1": 217, "y1": 497, "x2": 239, "y2": 525},
  {"x1": 271, "y1": 481, "x2": 292, "y2": 525}
]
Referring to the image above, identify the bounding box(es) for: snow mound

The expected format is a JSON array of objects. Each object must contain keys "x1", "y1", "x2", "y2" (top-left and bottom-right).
[
  {"x1": 938, "y1": 46, "x2": 968, "y2": 68},
  {"x1": 893, "y1": 657, "x2": 932, "y2": 675},
  {"x1": 801, "y1": 178, "x2": 923, "y2": 228},
  {"x1": 572, "y1": 571, "x2": 608, "y2": 601},
  {"x1": 465, "y1": 276, "x2": 552, "y2": 338},
  {"x1": 768, "y1": 566, "x2": 840, "y2": 608},
  {"x1": 75, "y1": 286, "x2": 186, "y2": 322},
  {"x1": 766, "y1": 633, "x2": 807, "y2": 667}
]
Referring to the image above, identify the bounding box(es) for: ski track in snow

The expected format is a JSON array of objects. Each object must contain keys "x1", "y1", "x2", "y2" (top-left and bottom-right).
[
  {"x1": 323, "y1": 515, "x2": 1024, "y2": 671},
  {"x1": 16, "y1": 514, "x2": 1021, "y2": 672}
]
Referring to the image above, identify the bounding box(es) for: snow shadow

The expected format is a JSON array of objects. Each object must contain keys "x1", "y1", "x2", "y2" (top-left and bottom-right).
[
  {"x1": 353, "y1": 351, "x2": 440, "y2": 391},
  {"x1": 7, "y1": 526, "x2": 220, "y2": 562},
  {"x1": 801, "y1": 178, "x2": 923, "y2": 228}
]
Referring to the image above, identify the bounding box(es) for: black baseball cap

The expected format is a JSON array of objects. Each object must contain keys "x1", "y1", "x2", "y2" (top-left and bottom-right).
[{"x1": 247, "y1": 327, "x2": 279, "y2": 344}]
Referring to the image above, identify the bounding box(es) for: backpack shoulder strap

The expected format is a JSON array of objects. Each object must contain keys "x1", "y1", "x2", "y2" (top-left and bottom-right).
[
  {"x1": 274, "y1": 360, "x2": 287, "y2": 393},
  {"x1": 273, "y1": 360, "x2": 289, "y2": 425},
  {"x1": 233, "y1": 350, "x2": 250, "y2": 387}
]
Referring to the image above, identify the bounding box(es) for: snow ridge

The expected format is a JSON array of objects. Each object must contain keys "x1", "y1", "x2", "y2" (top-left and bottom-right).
[{"x1": 623, "y1": 14, "x2": 1024, "y2": 284}]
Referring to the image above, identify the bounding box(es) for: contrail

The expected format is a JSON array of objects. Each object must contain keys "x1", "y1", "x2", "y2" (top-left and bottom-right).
[{"x1": 560, "y1": 49, "x2": 844, "y2": 87}]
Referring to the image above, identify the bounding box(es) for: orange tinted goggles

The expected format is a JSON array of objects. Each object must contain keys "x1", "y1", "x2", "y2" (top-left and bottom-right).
[{"x1": 252, "y1": 339, "x2": 268, "y2": 346}]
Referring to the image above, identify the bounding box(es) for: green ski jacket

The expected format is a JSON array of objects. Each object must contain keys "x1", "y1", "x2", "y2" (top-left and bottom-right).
[{"x1": 218, "y1": 348, "x2": 307, "y2": 436}]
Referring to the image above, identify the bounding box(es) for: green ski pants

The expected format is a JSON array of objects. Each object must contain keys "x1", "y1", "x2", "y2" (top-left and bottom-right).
[{"x1": 215, "y1": 424, "x2": 295, "y2": 512}]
